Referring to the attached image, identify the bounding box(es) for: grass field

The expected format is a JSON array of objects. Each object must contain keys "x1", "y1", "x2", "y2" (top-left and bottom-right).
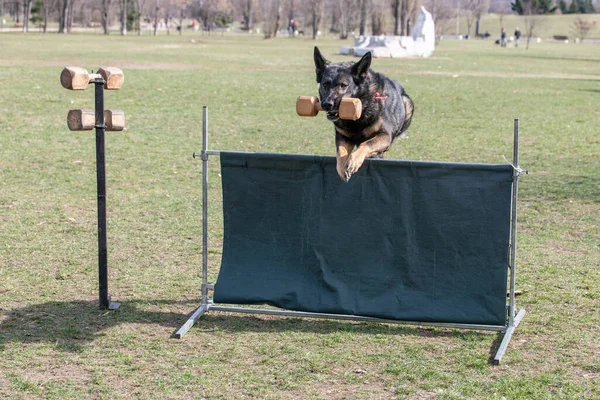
[{"x1": 1, "y1": 32, "x2": 599, "y2": 399}]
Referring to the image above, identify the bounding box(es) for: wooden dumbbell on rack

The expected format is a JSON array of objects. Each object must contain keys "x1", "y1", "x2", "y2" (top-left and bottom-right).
[
  {"x1": 60, "y1": 66, "x2": 124, "y2": 90},
  {"x1": 296, "y1": 96, "x2": 362, "y2": 120},
  {"x1": 67, "y1": 109, "x2": 125, "y2": 131}
]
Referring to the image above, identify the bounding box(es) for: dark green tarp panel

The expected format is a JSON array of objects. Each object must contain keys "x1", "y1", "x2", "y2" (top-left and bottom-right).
[{"x1": 214, "y1": 152, "x2": 513, "y2": 326}]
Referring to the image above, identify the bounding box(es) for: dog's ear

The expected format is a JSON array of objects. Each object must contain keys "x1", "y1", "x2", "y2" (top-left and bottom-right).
[
  {"x1": 314, "y1": 46, "x2": 329, "y2": 83},
  {"x1": 351, "y1": 51, "x2": 372, "y2": 81}
]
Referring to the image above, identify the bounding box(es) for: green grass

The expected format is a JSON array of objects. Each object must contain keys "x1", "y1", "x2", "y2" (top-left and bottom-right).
[{"x1": 1, "y1": 32, "x2": 599, "y2": 399}]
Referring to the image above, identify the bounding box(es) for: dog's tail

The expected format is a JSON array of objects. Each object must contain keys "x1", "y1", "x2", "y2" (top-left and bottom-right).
[{"x1": 399, "y1": 94, "x2": 414, "y2": 137}]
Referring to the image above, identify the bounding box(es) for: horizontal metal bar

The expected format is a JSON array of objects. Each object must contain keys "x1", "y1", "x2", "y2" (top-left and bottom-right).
[
  {"x1": 208, "y1": 305, "x2": 506, "y2": 332},
  {"x1": 174, "y1": 304, "x2": 209, "y2": 339},
  {"x1": 493, "y1": 308, "x2": 526, "y2": 364},
  {"x1": 202, "y1": 283, "x2": 214, "y2": 290}
]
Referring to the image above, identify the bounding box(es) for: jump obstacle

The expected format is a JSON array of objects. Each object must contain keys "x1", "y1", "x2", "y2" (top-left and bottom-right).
[
  {"x1": 176, "y1": 107, "x2": 527, "y2": 365},
  {"x1": 61, "y1": 66, "x2": 125, "y2": 310}
]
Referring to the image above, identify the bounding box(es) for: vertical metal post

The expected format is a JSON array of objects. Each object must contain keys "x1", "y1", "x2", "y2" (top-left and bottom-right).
[
  {"x1": 201, "y1": 106, "x2": 209, "y2": 306},
  {"x1": 508, "y1": 118, "x2": 519, "y2": 326},
  {"x1": 94, "y1": 77, "x2": 119, "y2": 310}
]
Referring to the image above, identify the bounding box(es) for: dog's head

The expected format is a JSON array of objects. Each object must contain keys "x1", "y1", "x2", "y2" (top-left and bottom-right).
[{"x1": 314, "y1": 46, "x2": 371, "y2": 122}]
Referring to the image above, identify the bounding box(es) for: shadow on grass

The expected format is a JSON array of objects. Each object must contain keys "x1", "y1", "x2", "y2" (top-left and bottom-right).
[
  {"x1": 1, "y1": 300, "x2": 505, "y2": 363},
  {"x1": 187, "y1": 311, "x2": 505, "y2": 363},
  {"x1": 0, "y1": 299, "x2": 190, "y2": 353}
]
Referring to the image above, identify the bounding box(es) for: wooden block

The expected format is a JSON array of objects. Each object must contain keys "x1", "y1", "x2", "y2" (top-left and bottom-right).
[
  {"x1": 61, "y1": 66, "x2": 90, "y2": 90},
  {"x1": 339, "y1": 98, "x2": 362, "y2": 120},
  {"x1": 104, "y1": 109, "x2": 125, "y2": 131},
  {"x1": 67, "y1": 109, "x2": 95, "y2": 131},
  {"x1": 98, "y1": 67, "x2": 124, "y2": 90},
  {"x1": 296, "y1": 96, "x2": 320, "y2": 117}
]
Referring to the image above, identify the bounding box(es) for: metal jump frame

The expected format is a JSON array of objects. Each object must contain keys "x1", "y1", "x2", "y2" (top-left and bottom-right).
[{"x1": 175, "y1": 106, "x2": 526, "y2": 364}]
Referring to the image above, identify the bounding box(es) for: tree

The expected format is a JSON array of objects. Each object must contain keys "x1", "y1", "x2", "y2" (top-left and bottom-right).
[
  {"x1": 101, "y1": 0, "x2": 111, "y2": 34},
  {"x1": 511, "y1": 0, "x2": 556, "y2": 15},
  {"x1": 237, "y1": 0, "x2": 253, "y2": 30},
  {"x1": 334, "y1": 0, "x2": 359, "y2": 39},
  {"x1": 518, "y1": 0, "x2": 547, "y2": 49},
  {"x1": 120, "y1": 0, "x2": 127, "y2": 34},
  {"x1": 464, "y1": 0, "x2": 489, "y2": 37},
  {"x1": 305, "y1": 0, "x2": 324, "y2": 39},
  {"x1": 29, "y1": 0, "x2": 43, "y2": 29},
  {"x1": 392, "y1": 0, "x2": 400, "y2": 35},
  {"x1": 359, "y1": 0, "x2": 368, "y2": 35},
  {"x1": 260, "y1": 0, "x2": 281, "y2": 38},
  {"x1": 571, "y1": 16, "x2": 596, "y2": 41},
  {"x1": 559, "y1": 0, "x2": 595, "y2": 13},
  {"x1": 58, "y1": 0, "x2": 73, "y2": 33},
  {"x1": 41, "y1": 0, "x2": 58, "y2": 32},
  {"x1": 371, "y1": 0, "x2": 386, "y2": 35},
  {"x1": 22, "y1": 0, "x2": 32, "y2": 31}
]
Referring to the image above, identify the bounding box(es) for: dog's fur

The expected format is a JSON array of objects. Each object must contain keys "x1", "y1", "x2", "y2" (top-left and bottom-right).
[{"x1": 313, "y1": 46, "x2": 414, "y2": 182}]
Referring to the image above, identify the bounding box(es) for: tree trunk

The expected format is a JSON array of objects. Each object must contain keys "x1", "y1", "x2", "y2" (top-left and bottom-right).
[
  {"x1": 401, "y1": 0, "x2": 408, "y2": 36},
  {"x1": 58, "y1": 0, "x2": 70, "y2": 33},
  {"x1": 272, "y1": 0, "x2": 281, "y2": 38},
  {"x1": 120, "y1": 0, "x2": 127, "y2": 35},
  {"x1": 23, "y1": 0, "x2": 31, "y2": 32},
  {"x1": 67, "y1": 0, "x2": 73, "y2": 33},
  {"x1": 43, "y1": 0, "x2": 49, "y2": 33},
  {"x1": 153, "y1": 2, "x2": 158, "y2": 36},
  {"x1": 165, "y1": 11, "x2": 169, "y2": 35},
  {"x1": 101, "y1": 0, "x2": 110, "y2": 34},
  {"x1": 393, "y1": 0, "x2": 400, "y2": 35},
  {"x1": 134, "y1": 0, "x2": 141, "y2": 35},
  {"x1": 359, "y1": 0, "x2": 367, "y2": 35},
  {"x1": 179, "y1": 9, "x2": 182, "y2": 35},
  {"x1": 243, "y1": 0, "x2": 252, "y2": 30},
  {"x1": 338, "y1": 0, "x2": 348, "y2": 39},
  {"x1": 475, "y1": 16, "x2": 480, "y2": 36}
]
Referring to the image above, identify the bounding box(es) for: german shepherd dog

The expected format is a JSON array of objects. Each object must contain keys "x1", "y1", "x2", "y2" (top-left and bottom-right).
[{"x1": 313, "y1": 46, "x2": 414, "y2": 182}]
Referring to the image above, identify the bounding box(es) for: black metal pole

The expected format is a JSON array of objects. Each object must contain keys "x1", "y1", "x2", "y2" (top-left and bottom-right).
[{"x1": 94, "y1": 77, "x2": 110, "y2": 309}]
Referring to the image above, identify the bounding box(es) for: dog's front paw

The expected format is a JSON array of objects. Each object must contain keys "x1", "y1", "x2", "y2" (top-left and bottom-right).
[
  {"x1": 344, "y1": 153, "x2": 365, "y2": 182},
  {"x1": 336, "y1": 163, "x2": 349, "y2": 182}
]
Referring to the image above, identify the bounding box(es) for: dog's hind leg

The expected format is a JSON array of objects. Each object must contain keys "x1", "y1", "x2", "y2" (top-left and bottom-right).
[{"x1": 399, "y1": 94, "x2": 414, "y2": 138}]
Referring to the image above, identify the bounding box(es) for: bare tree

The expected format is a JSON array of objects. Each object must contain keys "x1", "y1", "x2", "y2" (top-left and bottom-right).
[
  {"x1": 261, "y1": 0, "x2": 281, "y2": 38},
  {"x1": 371, "y1": 0, "x2": 386, "y2": 34},
  {"x1": 96, "y1": 0, "x2": 112, "y2": 34},
  {"x1": 463, "y1": 4, "x2": 474, "y2": 37},
  {"x1": 22, "y1": 0, "x2": 32, "y2": 31},
  {"x1": 237, "y1": 0, "x2": 254, "y2": 30},
  {"x1": 359, "y1": 0, "x2": 368, "y2": 35},
  {"x1": 67, "y1": 0, "x2": 74, "y2": 32},
  {"x1": 58, "y1": 0, "x2": 72, "y2": 33},
  {"x1": 42, "y1": 0, "x2": 59, "y2": 32},
  {"x1": 392, "y1": 0, "x2": 400, "y2": 35},
  {"x1": 119, "y1": 0, "x2": 127, "y2": 34},
  {"x1": 304, "y1": 0, "x2": 324, "y2": 39},
  {"x1": 521, "y1": 1, "x2": 545, "y2": 49},
  {"x1": 335, "y1": 0, "x2": 359, "y2": 39},
  {"x1": 571, "y1": 16, "x2": 596, "y2": 42},
  {"x1": 472, "y1": 0, "x2": 489, "y2": 36}
]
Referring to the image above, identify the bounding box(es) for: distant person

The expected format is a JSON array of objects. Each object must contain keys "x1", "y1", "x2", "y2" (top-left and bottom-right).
[
  {"x1": 501, "y1": 28, "x2": 507, "y2": 47},
  {"x1": 514, "y1": 27, "x2": 521, "y2": 47}
]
